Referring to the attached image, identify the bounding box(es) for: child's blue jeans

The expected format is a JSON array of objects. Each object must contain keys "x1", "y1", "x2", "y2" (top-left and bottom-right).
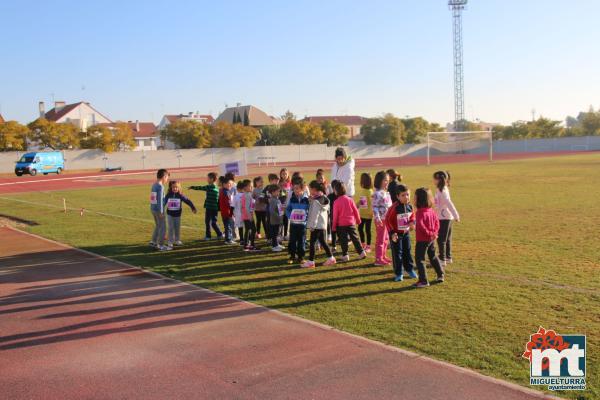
[{"x1": 389, "y1": 231, "x2": 415, "y2": 277}]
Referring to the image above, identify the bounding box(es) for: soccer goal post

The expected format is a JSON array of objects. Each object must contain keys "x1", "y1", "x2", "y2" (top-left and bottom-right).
[{"x1": 426, "y1": 131, "x2": 493, "y2": 165}]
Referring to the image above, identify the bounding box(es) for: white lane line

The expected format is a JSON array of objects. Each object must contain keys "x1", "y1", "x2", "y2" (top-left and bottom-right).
[
  {"x1": 0, "y1": 196, "x2": 197, "y2": 230},
  {"x1": 0, "y1": 166, "x2": 212, "y2": 187}
]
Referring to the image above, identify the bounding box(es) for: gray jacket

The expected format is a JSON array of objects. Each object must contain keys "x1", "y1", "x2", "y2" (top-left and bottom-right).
[
  {"x1": 269, "y1": 197, "x2": 284, "y2": 225},
  {"x1": 307, "y1": 195, "x2": 329, "y2": 230}
]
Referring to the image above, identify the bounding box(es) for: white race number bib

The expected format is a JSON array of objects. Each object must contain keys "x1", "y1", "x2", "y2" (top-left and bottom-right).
[{"x1": 167, "y1": 198, "x2": 181, "y2": 211}]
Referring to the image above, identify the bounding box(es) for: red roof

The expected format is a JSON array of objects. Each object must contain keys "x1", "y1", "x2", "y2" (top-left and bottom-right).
[
  {"x1": 98, "y1": 122, "x2": 157, "y2": 138},
  {"x1": 44, "y1": 102, "x2": 82, "y2": 122},
  {"x1": 165, "y1": 114, "x2": 214, "y2": 123},
  {"x1": 302, "y1": 115, "x2": 368, "y2": 125},
  {"x1": 44, "y1": 101, "x2": 113, "y2": 123}
]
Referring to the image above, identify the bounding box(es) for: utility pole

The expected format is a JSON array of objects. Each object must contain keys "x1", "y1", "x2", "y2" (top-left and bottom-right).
[{"x1": 449, "y1": 0, "x2": 467, "y2": 131}]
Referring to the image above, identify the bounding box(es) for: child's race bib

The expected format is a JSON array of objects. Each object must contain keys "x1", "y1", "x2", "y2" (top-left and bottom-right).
[
  {"x1": 290, "y1": 209, "x2": 307, "y2": 224},
  {"x1": 397, "y1": 213, "x2": 411, "y2": 231},
  {"x1": 359, "y1": 196, "x2": 368, "y2": 209},
  {"x1": 167, "y1": 198, "x2": 181, "y2": 211},
  {"x1": 278, "y1": 203, "x2": 285, "y2": 216},
  {"x1": 150, "y1": 192, "x2": 158, "y2": 205},
  {"x1": 249, "y1": 200, "x2": 255, "y2": 213}
]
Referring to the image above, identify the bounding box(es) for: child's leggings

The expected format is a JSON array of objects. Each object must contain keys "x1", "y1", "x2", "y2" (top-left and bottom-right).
[
  {"x1": 358, "y1": 218, "x2": 372, "y2": 245},
  {"x1": 243, "y1": 220, "x2": 256, "y2": 246},
  {"x1": 415, "y1": 241, "x2": 444, "y2": 283},
  {"x1": 437, "y1": 219, "x2": 453, "y2": 261},
  {"x1": 167, "y1": 216, "x2": 181, "y2": 243},
  {"x1": 255, "y1": 211, "x2": 268, "y2": 236},
  {"x1": 336, "y1": 225, "x2": 363, "y2": 256},
  {"x1": 309, "y1": 229, "x2": 332, "y2": 261},
  {"x1": 374, "y1": 222, "x2": 389, "y2": 263}
]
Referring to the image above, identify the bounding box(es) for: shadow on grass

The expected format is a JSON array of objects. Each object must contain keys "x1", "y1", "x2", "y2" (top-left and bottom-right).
[{"x1": 0, "y1": 238, "x2": 413, "y2": 350}]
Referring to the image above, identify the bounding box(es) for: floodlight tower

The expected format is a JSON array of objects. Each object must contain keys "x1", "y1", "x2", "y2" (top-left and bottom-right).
[{"x1": 449, "y1": 0, "x2": 467, "y2": 131}]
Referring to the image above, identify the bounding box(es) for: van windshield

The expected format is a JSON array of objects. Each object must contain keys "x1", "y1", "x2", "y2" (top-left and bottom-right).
[{"x1": 19, "y1": 156, "x2": 35, "y2": 163}]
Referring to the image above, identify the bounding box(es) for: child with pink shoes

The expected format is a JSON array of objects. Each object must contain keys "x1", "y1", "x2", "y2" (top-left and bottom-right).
[{"x1": 372, "y1": 171, "x2": 393, "y2": 266}]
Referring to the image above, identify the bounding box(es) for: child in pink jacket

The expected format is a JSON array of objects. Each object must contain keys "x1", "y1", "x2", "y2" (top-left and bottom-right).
[
  {"x1": 413, "y1": 187, "x2": 445, "y2": 288},
  {"x1": 332, "y1": 181, "x2": 366, "y2": 262}
]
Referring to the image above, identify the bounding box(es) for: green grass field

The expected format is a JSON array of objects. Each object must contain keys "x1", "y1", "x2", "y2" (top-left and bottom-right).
[{"x1": 1, "y1": 153, "x2": 599, "y2": 399}]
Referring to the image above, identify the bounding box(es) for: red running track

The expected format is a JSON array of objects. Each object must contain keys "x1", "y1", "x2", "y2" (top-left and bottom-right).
[
  {"x1": 0, "y1": 150, "x2": 594, "y2": 195},
  {"x1": 0, "y1": 227, "x2": 555, "y2": 400}
]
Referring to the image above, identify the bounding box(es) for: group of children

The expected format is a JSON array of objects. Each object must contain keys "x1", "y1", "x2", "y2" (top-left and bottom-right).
[{"x1": 149, "y1": 166, "x2": 460, "y2": 288}]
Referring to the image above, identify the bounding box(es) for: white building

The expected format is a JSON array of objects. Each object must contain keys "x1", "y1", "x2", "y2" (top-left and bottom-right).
[
  {"x1": 41, "y1": 101, "x2": 112, "y2": 132},
  {"x1": 99, "y1": 121, "x2": 159, "y2": 151},
  {"x1": 158, "y1": 112, "x2": 214, "y2": 149}
]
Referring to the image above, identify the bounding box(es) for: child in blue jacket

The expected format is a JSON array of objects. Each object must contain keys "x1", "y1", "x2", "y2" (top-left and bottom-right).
[{"x1": 286, "y1": 177, "x2": 310, "y2": 264}]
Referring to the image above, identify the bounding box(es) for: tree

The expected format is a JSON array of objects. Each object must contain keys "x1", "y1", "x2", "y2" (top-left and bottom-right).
[
  {"x1": 0, "y1": 121, "x2": 29, "y2": 151},
  {"x1": 112, "y1": 122, "x2": 136, "y2": 150},
  {"x1": 160, "y1": 120, "x2": 212, "y2": 149},
  {"x1": 281, "y1": 110, "x2": 296, "y2": 121},
  {"x1": 361, "y1": 114, "x2": 406, "y2": 145},
  {"x1": 28, "y1": 118, "x2": 80, "y2": 150},
  {"x1": 277, "y1": 120, "x2": 324, "y2": 144},
  {"x1": 565, "y1": 106, "x2": 600, "y2": 136},
  {"x1": 401, "y1": 117, "x2": 434, "y2": 144},
  {"x1": 80, "y1": 125, "x2": 114, "y2": 152},
  {"x1": 210, "y1": 121, "x2": 260, "y2": 148},
  {"x1": 260, "y1": 125, "x2": 285, "y2": 145},
  {"x1": 493, "y1": 117, "x2": 564, "y2": 140},
  {"x1": 320, "y1": 120, "x2": 349, "y2": 146}
]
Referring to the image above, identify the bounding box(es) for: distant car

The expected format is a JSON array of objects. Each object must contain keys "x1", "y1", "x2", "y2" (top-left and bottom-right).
[{"x1": 15, "y1": 151, "x2": 65, "y2": 176}]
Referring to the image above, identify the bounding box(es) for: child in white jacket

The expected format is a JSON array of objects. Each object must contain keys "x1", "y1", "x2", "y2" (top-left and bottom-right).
[
  {"x1": 302, "y1": 180, "x2": 336, "y2": 268},
  {"x1": 433, "y1": 171, "x2": 460, "y2": 265}
]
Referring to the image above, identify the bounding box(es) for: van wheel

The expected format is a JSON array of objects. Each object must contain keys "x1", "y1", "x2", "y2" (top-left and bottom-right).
[
  {"x1": 30, "y1": 169, "x2": 37, "y2": 176},
  {"x1": 15, "y1": 172, "x2": 23, "y2": 177},
  {"x1": 56, "y1": 168, "x2": 62, "y2": 175}
]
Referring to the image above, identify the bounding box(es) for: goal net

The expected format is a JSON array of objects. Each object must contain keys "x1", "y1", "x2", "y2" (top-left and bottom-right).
[{"x1": 426, "y1": 131, "x2": 493, "y2": 165}]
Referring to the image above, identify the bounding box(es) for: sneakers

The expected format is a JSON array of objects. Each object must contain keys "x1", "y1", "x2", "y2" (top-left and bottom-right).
[
  {"x1": 446, "y1": 258, "x2": 453, "y2": 265},
  {"x1": 364, "y1": 245, "x2": 372, "y2": 253},
  {"x1": 436, "y1": 275, "x2": 445, "y2": 283},
  {"x1": 358, "y1": 251, "x2": 367, "y2": 260},
  {"x1": 406, "y1": 270, "x2": 418, "y2": 279},
  {"x1": 224, "y1": 240, "x2": 236, "y2": 245},
  {"x1": 340, "y1": 255, "x2": 350, "y2": 262},
  {"x1": 413, "y1": 281, "x2": 430, "y2": 288},
  {"x1": 272, "y1": 245, "x2": 284, "y2": 252},
  {"x1": 323, "y1": 257, "x2": 337, "y2": 266},
  {"x1": 332, "y1": 246, "x2": 337, "y2": 254},
  {"x1": 158, "y1": 245, "x2": 172, "y2": 251},
  {"x1": 327, "y1": 234, "x2": 332, "y2": 242},
  {"x1": 287, "y1": 257, "x2": 296, "y2": 264},
  {"x1": 174, "y1": 241, "x2": 184, "y2": 246},
  {"x1": 256, "y1": 233, "x2": 262, "y2": 239},
  {"x1": 374, "y1": 261, "x2": 390, "y2": 266},
  {"x1": 301, "y1": 260, "x2": 316, "y2": 269},
  {"x1": 149, "y1": 241, "x2": 156, "y2": 247},
  {"x1": 244, "y1": 245, "x2": 260, "y2": 252},
  {"x1": 203, "y1": 236, "x2": 212, "y2": 241},
  {"x1": 393, "y1": 274, "x2": 404, "y2": 282}
]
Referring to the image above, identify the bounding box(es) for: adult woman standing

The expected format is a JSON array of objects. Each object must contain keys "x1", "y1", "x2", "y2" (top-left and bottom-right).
[{"x1": 331, "y1": 147, "x2": 356, "y2": 197}]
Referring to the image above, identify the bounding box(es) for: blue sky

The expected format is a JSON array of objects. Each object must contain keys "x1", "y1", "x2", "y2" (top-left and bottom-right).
[{"x1": 1, "y1": 0, "x2": 598, "y2": 125}]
